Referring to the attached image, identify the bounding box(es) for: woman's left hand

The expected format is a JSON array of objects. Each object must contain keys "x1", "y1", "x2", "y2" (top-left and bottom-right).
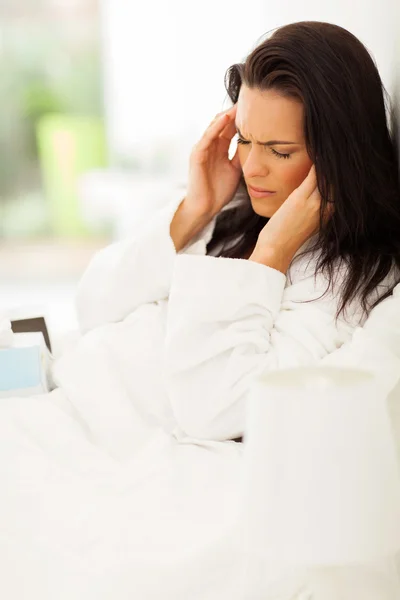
[{"x1": 249, "y1": 164, "x2": 332, "y2": 273}]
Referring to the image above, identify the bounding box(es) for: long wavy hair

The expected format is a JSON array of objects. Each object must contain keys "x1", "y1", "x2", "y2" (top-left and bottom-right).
[{"x1": 206, "y1": 21, "x2": 400, "y2": 321}]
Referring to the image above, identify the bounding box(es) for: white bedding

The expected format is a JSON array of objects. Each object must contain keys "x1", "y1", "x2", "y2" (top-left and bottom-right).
[
  {"x1": 1, "y1": 190, "x2": 400, "y2": 599},
  {"x1": 0, "y1": 390, "x2": 246, "y2": 599}
]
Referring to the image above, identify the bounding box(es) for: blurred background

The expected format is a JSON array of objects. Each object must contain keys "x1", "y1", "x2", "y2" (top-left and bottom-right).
[{"x1": 0, "y1": 0, "x2": 399, "y2": 342}]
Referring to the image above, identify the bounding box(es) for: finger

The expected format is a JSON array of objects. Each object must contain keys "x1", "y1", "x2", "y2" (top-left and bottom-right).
[
  {"x1": 210, "y1": 111, "x2": 225, "y2": 125},
  {"x1": 295, "y1": 164, "x2": 318, "y2": 199},
  {"x1": 219, "y1": 106, "x2": 236, "y2": 131},
  {"x1": 196, "y1": 113, "x2": 231, "y2": 152},
  {"x1": 219, "y1": 111, "x2": 238, "y2": 142},
  {"x1": 210, "y1": 104, "x2": 236, "y2": 128},
  {"x1": 205, "y1": 111, "x2": 226, "y2": 133},
  {"x1": 308, "y1": 186, "x2": 321, "y2": 208},
  {"x1": 217, "y1": 105, "x2": 238, "y2": 150},
  {"x1": 308, "y1": 186, "x2": 334, "y2": 226},
  {"x1": 197, "y1": 106, "x2": 237, "y2": 152},
  {"x1": 230, "y1": 145, "x2": 241, "y2": 171}
]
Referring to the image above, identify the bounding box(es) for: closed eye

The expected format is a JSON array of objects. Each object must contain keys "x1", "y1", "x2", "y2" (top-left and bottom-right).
[{"x1": 237, "y1": 137, "x2": 291, "y2": 159}]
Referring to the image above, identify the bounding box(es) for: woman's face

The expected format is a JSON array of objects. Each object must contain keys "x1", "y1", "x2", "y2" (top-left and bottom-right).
[{"x1": 235, "y1": 85, "x2": 313, "y2": 217}]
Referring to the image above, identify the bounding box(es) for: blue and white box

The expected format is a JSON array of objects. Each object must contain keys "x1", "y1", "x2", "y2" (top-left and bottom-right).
[{"x1": 0, "y1": 332, "x2": 53, "y2": 398}]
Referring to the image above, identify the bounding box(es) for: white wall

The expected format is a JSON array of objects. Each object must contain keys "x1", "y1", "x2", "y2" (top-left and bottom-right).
[
  {"x1": 99, "y1": 0, "x2": 400, "y2": 177},
  {"x1": 392, "y1": 0, "x2": 400, "y2": 168},
  {"x1": 259, "y1": 2, "x2": 398, "y2": 97},
  {"x1": 99, "y1": 0, "x2": 267, "y2": 176}
]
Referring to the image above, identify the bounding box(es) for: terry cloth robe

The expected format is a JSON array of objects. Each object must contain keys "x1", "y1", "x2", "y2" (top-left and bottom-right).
[{"x1": 74, "y1": 189, "x2": 394, "y2": 442}]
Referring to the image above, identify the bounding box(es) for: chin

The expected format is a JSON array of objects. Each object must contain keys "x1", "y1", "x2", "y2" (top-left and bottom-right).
[{"x1": 250, "y1": 198, "x2": 279, "y2": 218}]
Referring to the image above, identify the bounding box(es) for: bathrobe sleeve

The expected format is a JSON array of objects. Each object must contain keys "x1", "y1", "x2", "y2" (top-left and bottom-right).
[
  {"x1": 163, "y1": 254, "x2": 364, "y2": 441},
  {"x1": 76, "y1": 193, "x2": 216, "y2": 333}
]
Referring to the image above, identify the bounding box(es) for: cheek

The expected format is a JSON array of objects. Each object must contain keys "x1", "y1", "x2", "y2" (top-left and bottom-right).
[{"x1": 280, "y1": 158, "x2": 313, "y2": 192}]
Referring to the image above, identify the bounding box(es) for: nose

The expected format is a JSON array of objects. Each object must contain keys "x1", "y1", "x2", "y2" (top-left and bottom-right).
[{"x1": 241, "y1": 146, "x2": 270, "y2": 180}]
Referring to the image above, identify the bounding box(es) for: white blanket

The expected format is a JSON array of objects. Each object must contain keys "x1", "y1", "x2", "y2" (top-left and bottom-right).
[{"x1": 1, "y1": 191, "x2": 400, "y2": 599}]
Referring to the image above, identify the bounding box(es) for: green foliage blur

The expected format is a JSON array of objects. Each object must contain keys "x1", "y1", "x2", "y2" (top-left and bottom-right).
[{"x1": 0, "y1": 19, "x2": 102, "y2": 237}]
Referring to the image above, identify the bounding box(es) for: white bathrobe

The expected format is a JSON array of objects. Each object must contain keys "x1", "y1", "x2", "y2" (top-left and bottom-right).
[
  {"x1": 71, "y1": 191, "x2": 387, "y2": 443},
  {"x1": 1, "y1": 190, "x2": 400, "y2": 599}
]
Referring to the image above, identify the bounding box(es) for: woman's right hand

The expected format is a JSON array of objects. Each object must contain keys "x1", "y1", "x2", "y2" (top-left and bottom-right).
[
  {"x1": 185, "y1": 103, "x2": 242, "y2": 219},
  {"x1": 170, "y1": 104, "x2": 242, "y2": 251}
]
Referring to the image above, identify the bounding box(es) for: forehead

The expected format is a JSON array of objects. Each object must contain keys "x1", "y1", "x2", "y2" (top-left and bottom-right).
[{"x1": 236, "y1": 86, "x2": 304, "y2": 141}]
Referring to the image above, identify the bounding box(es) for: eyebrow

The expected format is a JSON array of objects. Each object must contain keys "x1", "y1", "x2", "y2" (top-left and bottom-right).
[{"x1": 235, "y1": 124, "x2": 298, "y2": 146}]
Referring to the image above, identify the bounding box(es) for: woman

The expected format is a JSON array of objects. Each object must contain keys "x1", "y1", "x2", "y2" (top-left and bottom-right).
[
  {"x1": 2, "y1": 20, "x2": 400, "y2": 599},
  {"x1": 74, "y1": 20, "x2": 400, "y2": 442}
]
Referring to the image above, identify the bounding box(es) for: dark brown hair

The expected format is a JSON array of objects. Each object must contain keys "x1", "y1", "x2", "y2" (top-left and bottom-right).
[{"x1": 206, "y1": 21, "x2": 400, "y2": 321}]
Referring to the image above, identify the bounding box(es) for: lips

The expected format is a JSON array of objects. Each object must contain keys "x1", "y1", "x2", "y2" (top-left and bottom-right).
[
  {"x1": 248, "y1": 184, "x2": 275, "y2": 193},
  {"x1": 247, "y1": 184, "x2": 277, "y2": 198}
]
